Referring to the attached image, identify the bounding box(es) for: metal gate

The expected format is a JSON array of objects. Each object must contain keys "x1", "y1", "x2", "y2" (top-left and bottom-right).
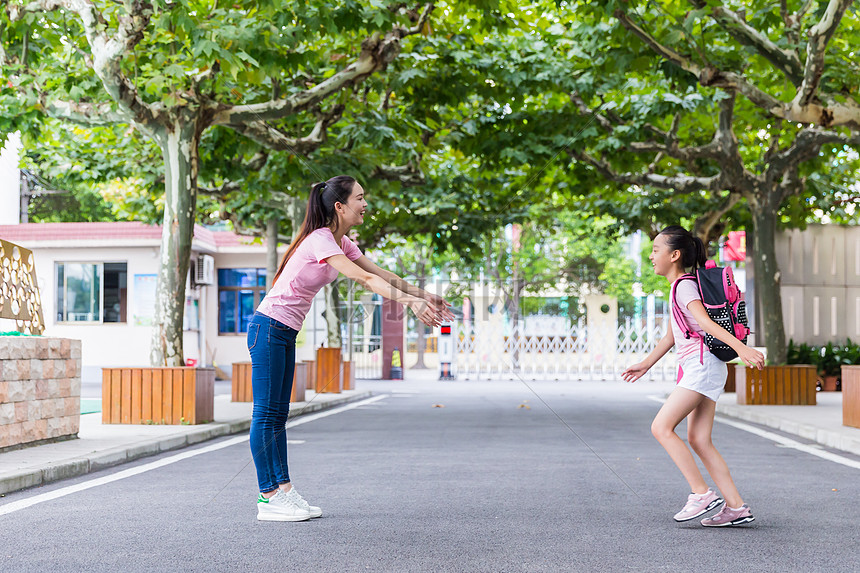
[
  {"x1": 340, "y1": 294, "x2": 383, "y2": 379},
  {"x1": 455, "y1": 317, "x2": 677, "y2": 381}
]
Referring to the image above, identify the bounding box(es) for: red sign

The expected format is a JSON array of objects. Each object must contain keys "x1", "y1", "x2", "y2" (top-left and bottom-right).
[
  {"x1": 440, "y1": 325, "x2": 451, "y2": 335},
  {"x1": 724, "y1": 231, "x2": 746, "y2": 262}
]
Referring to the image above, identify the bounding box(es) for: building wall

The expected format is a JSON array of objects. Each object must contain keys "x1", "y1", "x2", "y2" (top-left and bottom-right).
[
  {"x1": 0, "y1": 133, "x2": 22, "y2": 225},
  {"x1": 23, "y1": 243, "x2": 304, "y2": 381},
  {"x1": 776, "y1": 224, "x2": 860, "y2": 345},
  {"x1": 209, "y1": 251, "x2": 327, "y2": 373}
]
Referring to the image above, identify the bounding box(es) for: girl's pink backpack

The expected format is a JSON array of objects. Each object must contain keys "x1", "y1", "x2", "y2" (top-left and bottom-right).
[{"x1": 672, "y1": 260, "x2": 750, "y2": 362}]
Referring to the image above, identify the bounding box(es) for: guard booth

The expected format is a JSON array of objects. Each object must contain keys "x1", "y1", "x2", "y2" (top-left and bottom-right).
[{"x1": 439, "y1": 322, "x2": 456, "y2": 380}]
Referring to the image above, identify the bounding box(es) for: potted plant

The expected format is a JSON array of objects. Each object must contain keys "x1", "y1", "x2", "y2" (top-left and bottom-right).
[{"x1": 817, "y1": 342, "x2": 840, "y2": 392}]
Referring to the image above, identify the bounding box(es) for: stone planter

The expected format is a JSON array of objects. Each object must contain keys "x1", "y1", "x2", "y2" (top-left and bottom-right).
[
  {"x1": 0, "y1": 337, "x2": 81, "y2": 450},
  {"x1": 842, "y1": 366, "x2": 860, "y2": 429},
  {"x1": 102, "y1": 367, "x2": 214, "y2": 425},
  {"x1": 735, "y1": 364, "x2": 817, "y2": 405}
]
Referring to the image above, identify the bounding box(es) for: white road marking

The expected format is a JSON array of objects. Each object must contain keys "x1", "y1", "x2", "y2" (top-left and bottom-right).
[
  {"x1": 646, "y1": 395, "x2": 860, "y2": 470},
  {"x1": 0, "y1": 394, "x2": 389, "y2": 516}
]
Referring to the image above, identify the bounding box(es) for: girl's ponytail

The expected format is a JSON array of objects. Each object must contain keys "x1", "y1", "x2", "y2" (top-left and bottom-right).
[
  {"x1": 692, "y1": 236, "x2": 707, "y2": 273},
  {"x1": 271, "y1": 176, "x2": 357, "y2": 286},
  {"x1": 659, "y1": 225, "x2": 710, "y2": 272}
]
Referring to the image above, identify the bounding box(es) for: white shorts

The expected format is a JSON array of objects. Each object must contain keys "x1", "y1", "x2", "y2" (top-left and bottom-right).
[{"x1": 677, "y1": 351, "x2": 728, "y2": 402}]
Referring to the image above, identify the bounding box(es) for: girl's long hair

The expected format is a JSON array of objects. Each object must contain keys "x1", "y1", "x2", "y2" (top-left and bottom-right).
[
  {"x1": 659, "y1": 225, "x2": 707, "y2": 273},
  {"x1": 272, "y1": 175, "x2": 356, "y2": 285}
]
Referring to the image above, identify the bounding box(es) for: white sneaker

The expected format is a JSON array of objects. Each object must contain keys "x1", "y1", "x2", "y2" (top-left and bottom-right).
[
  {"x1": 257, "y1": 490, "x2": 311, "y2": 522},
  {"x1": 283, "y1": 487, "x2": 322, "y2": 518}
]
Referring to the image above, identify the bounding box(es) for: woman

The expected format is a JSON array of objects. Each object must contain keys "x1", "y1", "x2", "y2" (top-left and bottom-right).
[{"x1": 249, "y1": 175, "x2": 454, "y2": 522}]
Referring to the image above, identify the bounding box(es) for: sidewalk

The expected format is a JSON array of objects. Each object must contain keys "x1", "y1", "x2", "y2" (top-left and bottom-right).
[
  {"x1": 716, "y1": 391, "x2": 860, "y2": 456},
  {"x1": 0, "y1": 389, "x2": 372, "y2": 495}
]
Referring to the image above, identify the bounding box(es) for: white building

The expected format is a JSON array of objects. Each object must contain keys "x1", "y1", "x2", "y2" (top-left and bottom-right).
[
  {"x1": 0, "y1": 133, "x2": 22, "y2": 225},
  {"x1": 0, "y1": 222, "x2": 328, "y2": 382}
]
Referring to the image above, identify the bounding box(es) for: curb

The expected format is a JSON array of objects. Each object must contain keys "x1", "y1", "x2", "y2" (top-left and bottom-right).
[
  {"x1": 0, "y1": 391, "x2": 373, "y2": 496},
  {"x1": 715, "y1": 402, "x2": 860, "y2": 457}
]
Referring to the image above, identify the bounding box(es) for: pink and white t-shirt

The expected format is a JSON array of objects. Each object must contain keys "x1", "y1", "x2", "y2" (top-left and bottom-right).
[
  {"x1": 256, "y1": 228, "x2": 363, "y2": 330},
  {"x1": 671, "y1": 278, "x2": 707, "y2": 363}
]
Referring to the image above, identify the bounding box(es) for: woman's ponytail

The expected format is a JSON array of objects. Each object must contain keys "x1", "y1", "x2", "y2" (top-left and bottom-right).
[{"x1": 271, "y1": 176, "x2": 357, "y2": 286}]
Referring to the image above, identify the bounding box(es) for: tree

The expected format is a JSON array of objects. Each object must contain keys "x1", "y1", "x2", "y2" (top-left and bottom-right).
[
  {"x1": 2, "y1": 0, "x2": 433, "y2": 365},
  {"x1": 571, "y1": 1, "x2": 860, "y2": 363}
]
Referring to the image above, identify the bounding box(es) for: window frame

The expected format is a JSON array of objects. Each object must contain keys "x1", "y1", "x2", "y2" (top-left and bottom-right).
[
  {"x1": 217, "y1": 268, "x2": 267, "y2": 335},
  {"x1": 55, "y1": 261, "x2": 128, "y2": 325}
]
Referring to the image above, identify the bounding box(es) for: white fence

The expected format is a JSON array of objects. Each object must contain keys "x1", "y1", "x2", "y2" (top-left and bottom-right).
[{"x1": 455, "y1": 317, "x2": 677, "y2": 381}]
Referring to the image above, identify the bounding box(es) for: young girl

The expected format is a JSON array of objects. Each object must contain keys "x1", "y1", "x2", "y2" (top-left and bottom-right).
[
  {"x1": 621, "y1": 225, "x2": 764, "y2": 527},
  {"x1": 249, "y1": 175, "x2": 454, "y2": 522}
]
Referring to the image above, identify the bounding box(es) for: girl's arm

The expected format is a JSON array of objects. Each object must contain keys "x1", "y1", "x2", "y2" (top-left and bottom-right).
[
  {"x1": 353, "y1": 255, "x2": 452, "y2": 309},
  {"x1": 324, "y1": 254, "x2": 446, "y2": 327},
  {"x1": 621, "y1": 328, "x2": 675, "y2": 383},
  {"x1": 686, "y1": 300, "x2": 765, "y2": 368}
]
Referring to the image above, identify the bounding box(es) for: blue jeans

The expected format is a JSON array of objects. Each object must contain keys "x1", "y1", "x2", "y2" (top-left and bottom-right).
[{"x1": 247, "y1": 312, "x2": 297, "y2": 493}]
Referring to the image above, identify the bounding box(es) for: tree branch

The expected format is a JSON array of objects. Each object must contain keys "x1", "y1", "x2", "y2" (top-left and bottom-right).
[
  {"x1": 795, "y1": 0, "x2": 853, "y2": 106},
  {"x1": 227, "y1": 105, "x2": 345, "y2": 155},
  {"x1": 690, "y1": 0, "x2": 803, "y2": 84},
  {"x1": 10, "y1": 0, "x2": 159, "y2": 125},
  {"x1": 615, "y1": 8, "x2": 860, "y2": 129},
  {"x1": 370, "y1": 161, "x2": 425, "y2": 187},
  {"x1": 569, "y1": 149, "x2": 724, "y2": 194},
  {"x1": 212, "y1": 3, "x2": 434, "y2": 125},
  {"x1": 42, "y1": 98, "x2": 126, "y2": 125}
]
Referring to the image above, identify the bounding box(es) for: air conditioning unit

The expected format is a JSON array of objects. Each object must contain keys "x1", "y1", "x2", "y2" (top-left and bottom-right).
[{"x1": 195, "y1": 254, "x2": 215, "y2": 286}]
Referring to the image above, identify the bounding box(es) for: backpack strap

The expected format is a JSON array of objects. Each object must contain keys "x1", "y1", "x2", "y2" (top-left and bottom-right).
[{"x1": 671, "y1": 274, "x2": 705, "y2": 364}]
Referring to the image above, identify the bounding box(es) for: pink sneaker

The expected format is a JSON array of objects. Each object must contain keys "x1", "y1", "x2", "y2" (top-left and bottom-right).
[
  {"x1": 701, "y1": 503, "x2": 755, "y2": 527},
  {"x1": 673, "y1": 489, "x2": 723, "y2": 522}
]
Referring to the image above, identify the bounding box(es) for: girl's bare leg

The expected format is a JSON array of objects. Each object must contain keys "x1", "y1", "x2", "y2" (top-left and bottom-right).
[
  {"x1": 651, "y1": 387, "x2": 709, "y2": 494},
  {"x1": 687, "y1": 398, "x2": 744, "y2": 508}
]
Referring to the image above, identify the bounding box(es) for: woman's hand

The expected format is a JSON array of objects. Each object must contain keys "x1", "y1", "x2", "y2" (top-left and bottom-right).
[
  {"x1": 737, "y1": 346, "x2": 765, "y2": 369},
  {"x1": 409, "y1": 300, "x2": 445, "y2": 328},
  {"x1": 423, "y1": 292, "x2": 456, "y2": 322},
  {"x1": 621, "y1": 362, "x2": 650, "y2": 383}
]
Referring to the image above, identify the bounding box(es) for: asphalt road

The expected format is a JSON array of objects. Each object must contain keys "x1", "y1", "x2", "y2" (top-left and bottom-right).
[{"x1": 2, "y1": 380, "x2": 858, "y2": 572}]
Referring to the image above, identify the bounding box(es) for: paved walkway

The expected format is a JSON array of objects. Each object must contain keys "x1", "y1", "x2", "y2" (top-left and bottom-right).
[
  {"x1": 0, "y1": 390, "x2": 371, "y2": 495},
  {"x1": 716, "y1": 390, "x2": 860, "y2": 455}
]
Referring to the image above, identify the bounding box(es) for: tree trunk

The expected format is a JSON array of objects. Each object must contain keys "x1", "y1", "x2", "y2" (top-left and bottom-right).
[
  {"x1": 511, "y1": 278, "x2": 522, "y2": 371},
  {"x1": 149, "y1": 116, "x2": 200, "y2": 367},
  {"x1": 750, "y1": 202, "x2": 787, "y2": 365},
  {"x1": 266, "y1": 216, "x2": 279, "y2": 291},
  {"x1": 325, "y1": 282, "x2": 341, "y2": 348},
  {"x1": 412, "y1": 263, "x2": 428, "y2": 369}
]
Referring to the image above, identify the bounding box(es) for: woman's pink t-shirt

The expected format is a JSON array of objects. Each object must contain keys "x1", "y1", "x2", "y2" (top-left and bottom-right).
[
  {"x1": 671, "y1": 278, "x2": 706, "y2": 363},
  {"x1": 256, "y1": 228, "x2": 363, "y2": 330}
]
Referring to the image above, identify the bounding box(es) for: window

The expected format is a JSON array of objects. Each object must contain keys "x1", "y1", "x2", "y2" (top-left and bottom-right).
[
  {"x1": 56, "y1": 262, "x2": 127, "y2": 323},
  {"x1": 218, "y1": 268, "x2": 266, "y2": 334}
]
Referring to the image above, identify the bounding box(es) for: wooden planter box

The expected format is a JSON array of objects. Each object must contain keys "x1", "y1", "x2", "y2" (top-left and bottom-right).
[
  {"x1": 735, "y1": 364, "x2": 817, "y2": 405},
  {"x1": 725, "y1": 363, "x2": 737, "y2": 393},
  {"x1": 292, "y1": 362, "x2": 307, "y2": 402},
  {"x1": 842, "y1": 366, "x2": 860, "y2": 429},
  {"x1": 343, "y1": 361, "x2": 356, "y2": 391},
  {"x1": 232, "y1": 362, "x2": 253, "y2": 402},
  {"x1": 303, "y1": 360, "x2": 316, "y2": 391},
  {"x1": 102, "y1": 367, "x2": 214, "y2": 425},
  {"x1": 316, "y1": 348, "x2": 343, "y2": 393},
  {"x1": 231, "y1": 362, "x2": 307, "y2": 403}
]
